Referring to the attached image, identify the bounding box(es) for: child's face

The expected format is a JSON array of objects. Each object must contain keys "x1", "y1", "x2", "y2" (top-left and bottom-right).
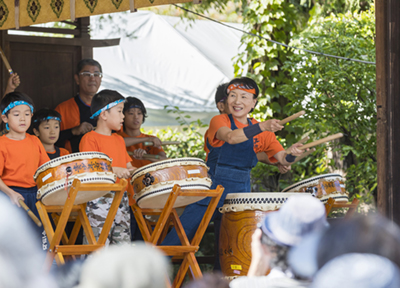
[
  {"x1": 124, "y1": 108, "x2": 143, "y2": 130},
  {"x1": 1, "y1": 105, "x2": 32, "y2": 134},
  {"x1": 227, "y1": 89, "x2": 256, "y2": 119},
  {"x1": 34, "y1": 119, "x2": 60, "y2": 145},
  {"x1": 105, "y1": 102, "x2": 125, "y2": 131}
]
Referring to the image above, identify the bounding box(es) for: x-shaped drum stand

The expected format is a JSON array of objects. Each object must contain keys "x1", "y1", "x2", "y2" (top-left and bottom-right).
[
  {"x1": 131, "y1": 184, "x2": 224, "y2": 288},
  {"x1": 36, "y1": 178, "x2": 128, "y2": 267}
]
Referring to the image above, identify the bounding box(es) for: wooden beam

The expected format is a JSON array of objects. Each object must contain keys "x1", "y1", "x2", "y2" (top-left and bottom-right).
[{"x1": 376, "y1": 0, "x2": 400, "y2": 224}]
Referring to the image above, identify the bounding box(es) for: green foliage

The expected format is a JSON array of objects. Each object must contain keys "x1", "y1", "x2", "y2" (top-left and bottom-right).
[
  {"x1": 279, "y1": 8, "x2": 376, "y2": 201},
  {"x1": 144, "y1": 106, "x2": 208, "y2": 161}
]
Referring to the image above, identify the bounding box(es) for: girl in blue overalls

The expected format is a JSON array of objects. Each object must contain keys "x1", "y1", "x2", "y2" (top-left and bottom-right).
[{"x1": 162, "y1": 78, "x2": 303, "y2": 268}]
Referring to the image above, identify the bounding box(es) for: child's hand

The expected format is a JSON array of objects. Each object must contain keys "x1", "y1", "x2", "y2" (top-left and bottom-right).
[
  {"x1": 260, "y1": 119, "x2": 284, "y2": 133},
  {"x1": 287, "y1": 143, "x2": 304, "y2": 156},
  {"x1": 9, "y1": 73, "x2": 20, "y2": 89},
  {"x1": 133, "y1": 148, "x2": 147, "y2": 159},
  {"x1": 151, "y1": 137, "x2": 162, "y2": 149},
  {"x1": 277, "y1": 163, "x2": 291, "y2": 174},
  {"x1": 72, "y1": 122, "x2": 93, "y2": 135},
  {"x1": 113, "y1": 167, "x2": 133, "y2": 179},
  {"x1": 9, "y1": 191, "x2": 24, "y2": 207}
]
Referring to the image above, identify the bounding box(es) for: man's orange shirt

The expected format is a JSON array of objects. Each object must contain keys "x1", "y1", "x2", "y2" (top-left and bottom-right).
[
  {"x1": 55, "y1": 98, "x2": 80, "y2": 132},
  {"x1": 79, "y1": 131, "x2": 132, "y2": 170},
  {"x1": 0, "y1": 134, "x2": 50, "y2": 188},
  {"x1": 47, "y1": 147, "x2": 70, "y2": 158},
  {"x1": 206, "y1": 114, "x2": 284, "y2": 163},
  {"x1": 117, "y1": 130, "x2": 165, "y2": 168}
]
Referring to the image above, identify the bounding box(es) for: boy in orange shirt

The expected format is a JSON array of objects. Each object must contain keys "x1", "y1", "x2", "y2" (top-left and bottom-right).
[
  {"x1": 0, "y1": 92, "x2": 50, "y2": 250},
  {"x1": 32, "y1": 108, "x2": 69, "y2": 160},
  {"x1": 80, "y1": 90, "x2": 135, "y2": 245},
  {"x1": 118, "y1": 97, "x2": 167, "y2": 240}
]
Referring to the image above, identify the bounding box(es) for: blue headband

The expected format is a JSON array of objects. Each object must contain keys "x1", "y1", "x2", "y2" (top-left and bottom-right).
[
  {"x1": 129, "y1": 104, "x2": 143, "y2": 109},
  {"x1": 90, "y1": 99, "x2": 125, "y2": 119},
  {"x1": 33, "y1": 116, "x2": 61, "y2": 123},
  {"x1": 2, "y1": 101, "x2": 34, "y2": 115}
]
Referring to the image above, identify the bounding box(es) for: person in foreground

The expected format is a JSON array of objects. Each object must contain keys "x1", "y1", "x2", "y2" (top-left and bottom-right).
[
  {"x1": 229, "y1": 194, "x2": 328, "y2": 288},
  {"x1": 79, "y1": 89, "x2": 136, "y2": 245}
]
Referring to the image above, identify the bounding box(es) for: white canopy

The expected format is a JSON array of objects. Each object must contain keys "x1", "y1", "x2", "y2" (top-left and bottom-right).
[{"x1": 92, "y1": 11, "x2": 244, "y2": 127}]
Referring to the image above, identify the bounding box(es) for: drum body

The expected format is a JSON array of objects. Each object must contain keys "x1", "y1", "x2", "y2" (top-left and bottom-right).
[
  {"x1": 281, "y1": 173, "x2": 349, "y2": 203},
  {"x1": 219, "y1": 192, "x2": 305, "y2": 278},
  {"x1": 34, "y1": 152, "x2": 116, "y2": 206},
  {"x1": 130, "y1": 158, "x2": 212, "y2": 209}
]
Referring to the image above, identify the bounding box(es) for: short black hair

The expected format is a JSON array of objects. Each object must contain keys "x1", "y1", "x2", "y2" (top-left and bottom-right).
[
  {"x1": 123, "y1": 97, "x2": 147, "y2": 124},
  {"x1": 31, "y1": 108, "x2": 61, "y2": 131},
  {"x1": 227, "y1": 77, "x2": 260, "y2": 99},
  {"x1": 91, "y1": 89, "x2": 125, "y2": 122},
  {"x1": 76, "y1": 59, "x2": 102, "y2": 75},
  {"x1": 215, "y1": 83, "x2": 229, "y2": 105},
  {"x1": 0, "y1": 92, "x2": 35, "y2": 116}
]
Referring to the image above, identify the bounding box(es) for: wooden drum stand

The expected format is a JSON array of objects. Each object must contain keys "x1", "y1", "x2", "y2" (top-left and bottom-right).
[
  {"x1": 36, "y1": 178, "x2": 128, "y2": 268},
  {"x1": 131, "y1": 184, "x2": 224, "y2": 288}
]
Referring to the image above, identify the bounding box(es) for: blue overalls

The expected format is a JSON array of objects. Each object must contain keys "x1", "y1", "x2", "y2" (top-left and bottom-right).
[{"x1": 162, "y1": 114, "x2": 258, "y2": 269}]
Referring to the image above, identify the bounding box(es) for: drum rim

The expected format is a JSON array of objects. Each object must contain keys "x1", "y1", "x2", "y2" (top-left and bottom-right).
[
  {"x1": 34, "y1": 151, "x2": 113, "y2": 179},
  {"x1": 38, "y1": 174, "x2": 116, "y2": 202},
  {"x1": 224, "y1": 192, "x2": 304, "y2": 199},
  {"x1": 131, "y1": 157, "x2": 208, "y2": 180},
  {"x1": 281, "y1": 173, "x2": 343, "y2": 192}
]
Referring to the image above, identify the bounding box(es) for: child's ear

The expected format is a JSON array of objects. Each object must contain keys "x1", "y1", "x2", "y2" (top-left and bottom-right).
[
  {"x1": 33, "y1": 128, "x2": 40, "y2": 137},
  {"x1": 1, "y1": 114, "x2": 8, "y2": 124},
  {"x1": 99, "y1": 110, "x2": 108, "y2": 121}
]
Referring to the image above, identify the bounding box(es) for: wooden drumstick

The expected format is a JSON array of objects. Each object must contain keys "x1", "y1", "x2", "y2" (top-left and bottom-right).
[
  {"x1": 285, "y1": 136, "x2": 310, "y2": 153},
  {"x1": 0, "y1": 46, "x2": 14, "y2": 75},
  {"x1": 18, "y1": 200, "x2": 42, "y2": 227},
  {"x1": 127, "y1": 151, "x2": 160, "y2": 160},
  {"x1": 287, "y1": 133, "x2": 344, "y2": 154},
  {"x1": 143, "y1": 141, "x2": 181, "y2": 146},
  {"x1": 278, "y1": 110, "x2": 305, "y2": 125},
  {"x1": 292, "y1": 148, "x2": 316, "y2": 164}
]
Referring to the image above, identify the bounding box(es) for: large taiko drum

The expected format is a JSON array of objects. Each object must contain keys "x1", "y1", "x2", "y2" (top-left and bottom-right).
[
  {"x1": 282, "y1": 173, "x2": 349, "y2": 203},
  {"x1": 219, "y1": 192, "x2": 310, "y2": 278},
  {"x1": 34, "y1": 152, "x2": 116, "y2": 206},
  {"x1": 130, "y1": 158, "x2": 212, "y2": 209}
]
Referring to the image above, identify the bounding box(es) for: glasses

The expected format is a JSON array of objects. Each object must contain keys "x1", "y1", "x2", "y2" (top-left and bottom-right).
[{"x1": 79, "y1": 72, "x2": 103, "y2": 78}]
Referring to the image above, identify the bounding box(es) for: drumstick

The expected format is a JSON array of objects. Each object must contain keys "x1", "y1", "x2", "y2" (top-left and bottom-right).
[
  {"x1": 18, "y1": 200, "x2": 42, "y2": 227},
  {"x1": 0, "y1": 46, "x2": 14, "y2": 75},
  {"x1": 143, "y1": 141, "x2": 181, "y2": 146},
  {"x1": 278, "y1": 111, "x2": 305, "y2": 125},
  {"x1": 287, "y1": 133, "x2": 344, "y2": 154},
  {"x1": 292, "y1": 148, "x2": 316, "y2": 164},
  {"x1": 285, "y1": 136, "x2": 310, "y2": 153},
  {"x1": 127, "y1": 151, "x2": 160, "y2": 160}
]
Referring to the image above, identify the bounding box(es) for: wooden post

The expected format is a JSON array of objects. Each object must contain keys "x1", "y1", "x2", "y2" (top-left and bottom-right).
[{"x1": 376, "y1": 0, "x2": 400, "y2": 224}]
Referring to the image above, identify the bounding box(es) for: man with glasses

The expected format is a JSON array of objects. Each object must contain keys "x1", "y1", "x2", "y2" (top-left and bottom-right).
[{"x1": 55, "y1": 59, "x2": 103, "y2": 152}]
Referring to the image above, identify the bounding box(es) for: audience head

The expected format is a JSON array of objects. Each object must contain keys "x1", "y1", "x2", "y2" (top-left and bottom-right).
[
  {"x1": 74, "y1": 59, "x2": 103, "y2": 97},
  {"x1": 311, "y1": 253, "x2": 400, "y2": 288},
  {"x1": 1, "y1": 92, "x2": 35, "y2": 133},
  {"x1": 259, "y1": 195, "x2": 327, "y2": 272},
  {"x1": 289, "y1": 213, "x2": 400, "y2": 279},
  {"x1": 75, "y1": 244, "x2": 170, "y2": 288},
  {"x1": 31, "y1": 108, "x2": 62, "y2": 144},
  {"x1": 183, "y1": 272, "x2": 229, "y2": 288},
  {"x1": 90, "y1": 90, "x2": 125, "y2": 128},
  {"x1": 123, "y1": 97, "x2": 147, "y2": 130},
  {"x1": 0, "y1": 193, "x2": 56, "y2": 288}
]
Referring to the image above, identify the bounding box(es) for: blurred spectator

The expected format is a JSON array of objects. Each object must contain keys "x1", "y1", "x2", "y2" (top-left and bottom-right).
[
  {"x1": 289, "y1": 214, "x2": 400, "y2": 279},
  {"x1": 0, "y1": 193, "x2": 57, "y2": 288},
  {"x1": 75, "y1": 243, "x2": 170, "y2": 288},
  {"x1": 183, "y1": 272, "x2": 229, "y2": 288},
  {"x1": 311, "y1": 253, "x2": 400, "y2": 288},
  {"x1": 230, "y1": 195, "x2": 328, "y2": 288}
]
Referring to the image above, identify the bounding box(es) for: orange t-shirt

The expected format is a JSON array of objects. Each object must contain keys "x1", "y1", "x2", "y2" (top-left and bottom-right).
[
  {"x1": 47, "y1": 147, "x2": 70, "y2": 159},
  {"x1": 0, "y1": 134, "x2": 50, "y2": 188},
  {"x1": 117, "y1": 130, "x2": 165, "y2": 168},
  {"x1": 55, "y1": 97, "x2": 80, "y2": 132},
  {"x1": 79, "y1": 131, "x2": 132, "y2": 169},
  {"x1": 206, "y1": 114, "x2": 284, "y2": 163}
]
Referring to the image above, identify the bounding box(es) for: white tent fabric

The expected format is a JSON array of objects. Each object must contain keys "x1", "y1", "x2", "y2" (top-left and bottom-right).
[{"x1": 92, "y1": 11, "x2": 244, "y2": 127}]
